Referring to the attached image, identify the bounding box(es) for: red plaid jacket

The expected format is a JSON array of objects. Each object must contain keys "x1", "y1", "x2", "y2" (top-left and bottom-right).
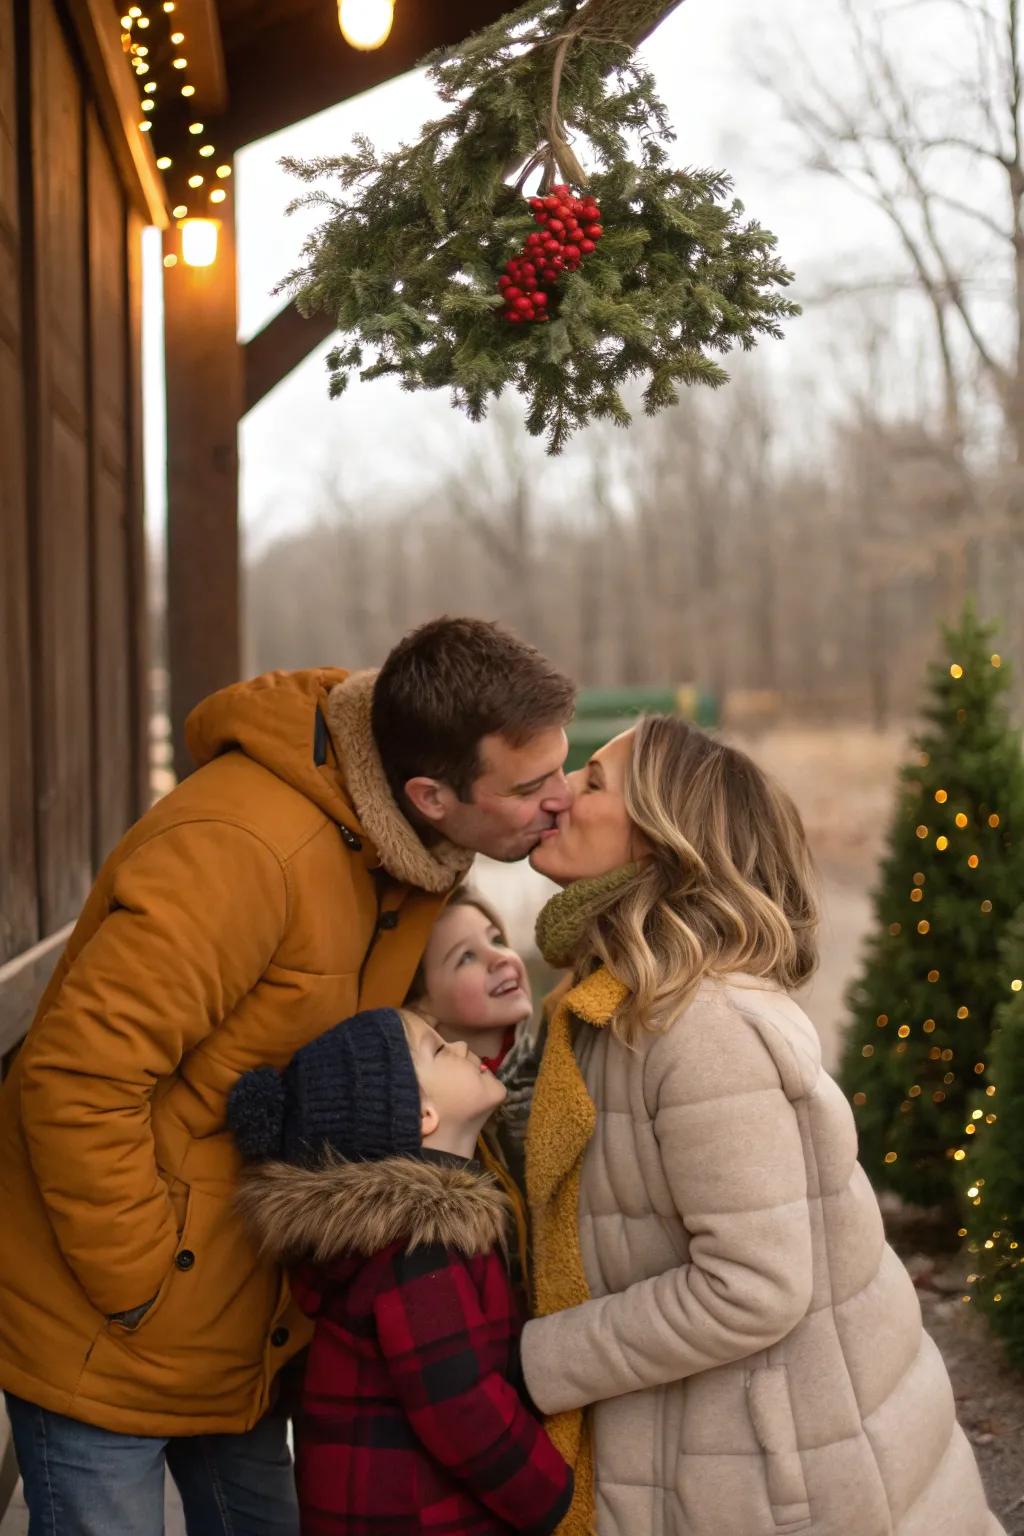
[{"x1": 236, "y1": 1152, "x2": 572, "y2": 1536}]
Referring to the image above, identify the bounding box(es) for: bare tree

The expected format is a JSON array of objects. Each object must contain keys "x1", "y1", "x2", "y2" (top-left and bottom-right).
[{"x1": 756, "y1": 0, "x2": 1024, "y2": 471}]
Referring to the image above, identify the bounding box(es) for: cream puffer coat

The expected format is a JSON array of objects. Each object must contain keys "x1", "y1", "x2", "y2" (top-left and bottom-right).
[{"x1": 521, "y1": 970, "x2": 1003, "y2": 1536}]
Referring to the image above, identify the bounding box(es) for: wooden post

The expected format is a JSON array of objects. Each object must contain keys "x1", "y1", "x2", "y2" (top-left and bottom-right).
[{"x1": 164, "y1": 193, "x2": 242, "y2": 782}]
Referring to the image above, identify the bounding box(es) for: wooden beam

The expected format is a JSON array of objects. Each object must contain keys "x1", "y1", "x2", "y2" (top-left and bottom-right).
[
  {"x1": 164, "y1": 199, "x2": 242, "y2": 780},
  {"x1": 172, "y1": 0, "x2": 228, "y2": 115},
  {"x1": 0, "y1": 923, "x2": 73, "y2": 1057},
  {"x1": 221, "y1": 0, "x2": 513, "y2": 152},
  {"x1": 243, "y1": 301, "x2": 334, "y2": 415},
  {"x1": 64, "y1": 0, "x2": 168, "y2": 226}
]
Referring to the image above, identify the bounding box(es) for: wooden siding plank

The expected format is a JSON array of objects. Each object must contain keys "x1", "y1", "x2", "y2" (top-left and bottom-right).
[
  {"x1": 125, "y1": 204, "x2": 149, "y2": 819},
  {"x1": 0, "y1": 0, "x2": 39, "y2": 965},
  {"x1": 29, "y1": 0, "x2": 93, "y2": 932},
  {"x1": 87, "y1": 108, "x2": 133, "y2": 860}
]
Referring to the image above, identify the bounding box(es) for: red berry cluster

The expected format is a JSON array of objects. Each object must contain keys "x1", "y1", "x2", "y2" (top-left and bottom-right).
[{"x1": 498, "y1": 184, "x2": 603, "y2": 324}]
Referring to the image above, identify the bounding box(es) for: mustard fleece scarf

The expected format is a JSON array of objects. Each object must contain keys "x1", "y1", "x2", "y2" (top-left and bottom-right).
[{"x1": 526, "y1": 870, "x2": 637, "y2": 1536}]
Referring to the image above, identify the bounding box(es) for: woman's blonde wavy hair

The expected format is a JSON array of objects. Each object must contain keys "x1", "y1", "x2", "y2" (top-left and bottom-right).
[{"x1": 580, "y1": 716, "x2": 819, "y2": 1041}]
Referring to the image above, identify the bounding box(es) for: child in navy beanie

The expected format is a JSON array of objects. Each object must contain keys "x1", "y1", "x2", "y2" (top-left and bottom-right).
[{"x1": 227, "y1": 1008, "x2": 572, "y2": 1536}]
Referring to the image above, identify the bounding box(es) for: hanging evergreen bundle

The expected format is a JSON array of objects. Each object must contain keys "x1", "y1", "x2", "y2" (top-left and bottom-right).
[
  {"x1": 277, "y1": 0, "x2": 799, "y2": 452},
  {"x1": 962, "y1": 907, "x2": 1024, "y2": 1366},
  {"x1": 839, "y1": 605, "x2": 1024, "y2": 1211}
]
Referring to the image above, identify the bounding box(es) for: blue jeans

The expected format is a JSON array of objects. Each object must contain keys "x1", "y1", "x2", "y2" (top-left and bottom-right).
[{"x1": 4, "y1": 1392, "x2": 300, "y2": 1536}]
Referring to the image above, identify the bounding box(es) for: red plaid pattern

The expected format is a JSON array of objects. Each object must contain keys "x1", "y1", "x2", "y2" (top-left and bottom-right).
[{"x1": 292, "y1": 1241, "x2": 572, "y2": 1535}]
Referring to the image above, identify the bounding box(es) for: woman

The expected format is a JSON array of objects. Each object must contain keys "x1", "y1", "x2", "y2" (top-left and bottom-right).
[{"x1": 522, "y1": 717, "x2": 1002, "y2": 1536}]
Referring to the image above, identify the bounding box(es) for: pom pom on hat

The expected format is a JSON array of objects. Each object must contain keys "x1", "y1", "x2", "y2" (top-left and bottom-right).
[{"x1": 227, "y1": 1065, "x2": 288, "y2": 1161}]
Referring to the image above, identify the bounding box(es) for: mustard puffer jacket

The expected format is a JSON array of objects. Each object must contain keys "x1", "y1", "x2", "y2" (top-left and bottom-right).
[{"x1": 0, "y1": 668, "x2": 469, "y2": 1436}]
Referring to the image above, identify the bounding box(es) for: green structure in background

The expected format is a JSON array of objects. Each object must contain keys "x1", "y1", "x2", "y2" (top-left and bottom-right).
[{"x1": 566, "y1": 685, "x2": 719, "y2": 772}]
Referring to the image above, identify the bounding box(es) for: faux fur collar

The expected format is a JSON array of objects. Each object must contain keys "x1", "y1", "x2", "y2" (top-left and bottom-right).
[
  {"x1": 325, "y1": 670, "x2": 474, "y2": 895},
  {"x1": 236, "y1": 1153, "x2": 510, "y2": 1263}
]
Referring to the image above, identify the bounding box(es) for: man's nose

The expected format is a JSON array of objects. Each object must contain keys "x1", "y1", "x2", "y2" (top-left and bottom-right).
[{"x1": 540, "y1": 771, "x2": 573, "y2": 813}]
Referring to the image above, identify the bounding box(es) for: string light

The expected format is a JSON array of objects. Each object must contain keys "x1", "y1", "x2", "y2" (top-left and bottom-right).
[
  {"x1": 950, "y1": 664, "x2": 964, "y2": 679},
  {"x1": 991, "y1": 654, "x2": 1002, "y2": 667},
  {"x1": 967, "y1": 854, "x2": 980, "y2": 869},
  {"x1": 955, "y1": 813, "x2": 968, "y2": 828},
  {"x1": 935, "y1": 789, "x2": 948, "y2": 804},
  {"x1": 988, "y1": 813, "x2": 1001, "y2": 828},
  {"x1": 922, "y1": 1018, "x2": 936, "y2": 1033},
  {"x1": 936, "y1": 835, "x2": 949, "y2": 851},
  {"x1": 122, "y1": 1, "x2": 232, "y2": 250}
]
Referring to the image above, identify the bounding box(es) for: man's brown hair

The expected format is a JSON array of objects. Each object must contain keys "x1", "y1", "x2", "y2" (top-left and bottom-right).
[{"x1": 372, "y1": 617, "x2": 575, "y2": 804}]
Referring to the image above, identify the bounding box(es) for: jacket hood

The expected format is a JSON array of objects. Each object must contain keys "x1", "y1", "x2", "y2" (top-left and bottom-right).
[
  {"x1": 236, "y1": 1153, "x2": 510, "y2": 1264},
  {"x1": 185, "y1": 668, "x2": 356, "y2": 829}
]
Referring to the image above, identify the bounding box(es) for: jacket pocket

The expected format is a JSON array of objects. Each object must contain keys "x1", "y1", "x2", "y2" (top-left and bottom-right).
[{"x1": 745, "y1": 1365, "x2": 812, "y2": 1533}]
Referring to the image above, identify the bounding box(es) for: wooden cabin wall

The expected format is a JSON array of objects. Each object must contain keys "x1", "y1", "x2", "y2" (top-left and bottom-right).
[{"x1": 0, "y1": 0, "x2": 148, "y2": 1058}]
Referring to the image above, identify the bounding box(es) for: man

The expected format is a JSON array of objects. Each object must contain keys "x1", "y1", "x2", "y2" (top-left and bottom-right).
[{"x1": 0, "y1": 617, "x2": 574, "y2": 1535}]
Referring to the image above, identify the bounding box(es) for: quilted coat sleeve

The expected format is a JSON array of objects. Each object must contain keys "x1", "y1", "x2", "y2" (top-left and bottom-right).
[
  {"x1": 374, "y1": 1243, "x2": 574, "y2": 1536},
  {"x1": 19, "y1": 820, "x2": 287, "y2": 1315},
  {"x1": 520, "y1": 998, "x2": 815, "y2": 1415}
]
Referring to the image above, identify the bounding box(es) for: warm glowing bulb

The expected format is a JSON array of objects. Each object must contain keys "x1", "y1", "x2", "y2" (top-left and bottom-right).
[
  {"x1": 209, "y1": 187, "x2": 226, "y2": 203},
  {"x1": 137, "y1": 14, "x2": 149, "y2": 25},
  {"x1": 139, "y1": 120, "x2": 151, "y2": 131},
  {"x1": 128, "y1": 5, "x2": 141, "y2": 14},
  {"x1": 935, "y1": 789, "x2": 948, "y2": 804},
  {"x1": 1012, "y1": 979, "x2": 1023, "y2": 992},
  {"x1": 338, "y1": 0, "x2": 394, "y2": 49},
  {"x1": 936, "y1": 835, "x2": 949, "y2": 851},
  {"x1": 181, "y1": 84, "x2": 195, "y2": 96},
  {"x1": 950, "y1": 663, "x2": 964, "y2": 679},
  {"x1": 163, "y1": 253, "x2": 178, "y2": 267},
  {"x1": 172, "y1": 56, "x2": 187, "y2": 68},
  {"x1": 171, "y1": 30, "x2": 184, "y2": 42},
  {"x1": 141, "y1": 99, "x2": 154, "y2": 110},
  {"x1": 955, "y1": 813, "x2": 968, "y2": 828},
  {"x1": 199, "y1": 144, "x2": 214, "y2": 156},
  {"x1": 988, "y1": 813, "x2": 1000, "y2": 828},
  {"x1": 188, "y1": 122, "x2": 204, "y2": 134},
  {"x1": 188, "y1": 173, "x2": 204, "y2": 188},
  {"x1": 180, "y1": 216, "x2": 219, "y2": 267},
  {"x1": 144, "y1": 81, "x2": 156, "y2": 92},
  {"x1": 172, "y1": 203, "x2": 187, "y2": 218},
  {"x1": 163, "y1": 1, "x2": 175, "y2": 10},
  {"x1": 135, "y1": 61, "x2": 149, "y2": 73},
  {"x1": 216, "y1": 164, "x2": 232, "y2": 178},
  {"x1": 156, "y1": 155, "x2": 172, "y2": 169},
  {"x1": 991, "y1": 653, "x2": 1002, "y2": 667}
]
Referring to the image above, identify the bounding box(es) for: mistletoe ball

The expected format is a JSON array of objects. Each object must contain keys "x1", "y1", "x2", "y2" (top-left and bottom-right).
[{"x1": 498, "y1": 184, "x2": 602, "y2": 324}]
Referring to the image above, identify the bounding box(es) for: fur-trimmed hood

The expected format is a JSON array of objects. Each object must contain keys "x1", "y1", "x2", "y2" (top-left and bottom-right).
[
  {"x1": 236, "y1": 1153, "x2": 510, "y2": 1265},
  {"x1": 325, "y1": 669, "x2": 474, "y2": 896}
]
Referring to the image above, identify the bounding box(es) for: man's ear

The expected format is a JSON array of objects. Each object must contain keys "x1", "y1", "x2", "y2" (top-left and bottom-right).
[
  {"x1": 404, "y1": 776, "x2": 454, "y2": 825},
  {"x1": 420, "y1": 1100, "x2": 440, "y2": 1138}
]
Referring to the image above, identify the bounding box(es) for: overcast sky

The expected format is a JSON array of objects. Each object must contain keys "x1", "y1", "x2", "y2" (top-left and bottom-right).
[{"x1": 142, "y1": 0, "x2": 955, "y2": 553}]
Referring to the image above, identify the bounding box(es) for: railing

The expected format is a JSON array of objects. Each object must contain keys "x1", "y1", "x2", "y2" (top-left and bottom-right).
[{"x1": 565, "y1": 683, "x2": 719, "y2": 771}]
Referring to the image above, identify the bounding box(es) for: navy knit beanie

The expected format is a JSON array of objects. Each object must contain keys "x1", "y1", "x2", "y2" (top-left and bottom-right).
[{"x1": 227, "y1": 1008, "x2": 422, "y2": 1167}]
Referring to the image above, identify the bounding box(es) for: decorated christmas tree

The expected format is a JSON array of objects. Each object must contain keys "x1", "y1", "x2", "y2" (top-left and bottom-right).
[
  {"x1": 277, "y1": 0, "x2": 799, "y2": 452},
  {"x1": 962, "y1": 909, "x2": 1024, "y2": 1365},
  {"x1": 840, "y1": 604, "x2": 1024, "y2": 1210}
]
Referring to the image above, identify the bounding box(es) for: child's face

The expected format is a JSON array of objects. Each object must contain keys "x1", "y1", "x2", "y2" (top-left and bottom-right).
[
  {"x1": 418, "y1": 903, "x2": 532, "y2": 1034},
  {"x1": 403, "y1": 1013, "x2": 507, "y2": 1135}
]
